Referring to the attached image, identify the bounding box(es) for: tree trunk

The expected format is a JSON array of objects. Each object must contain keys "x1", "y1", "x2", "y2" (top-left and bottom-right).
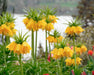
[{"x1": 0, "y1": 0, "x2": 7, "y2": 15}]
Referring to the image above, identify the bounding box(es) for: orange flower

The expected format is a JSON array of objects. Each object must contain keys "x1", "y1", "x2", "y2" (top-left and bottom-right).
[
  {"x1": 23, "y1": 18, "x2": 30, "y2": 25},
  {"x1": 6, "y1": 42, "x2": 31, "y2": 55},
  {"x1": 14, "y1": 44, "x2": 22, "y2": 55},
  {"x1": 54, "y1": 36, "x2": 63, "y2": 43},
  {"x1": 6, "y1": 41, "x2": 17, "y2": 51},
  {"x1": 21, "y1": 42, "x2": 32, "y2": 54},
  {"x1": 49, "y1": 15, "x2": 57, "y2": 23},
  {"x1": 45, "y1": 23, "x2": 54, "y2": 31},
  {"x1": 46, "y1": 36, "x2": 54, "y2": 43}
]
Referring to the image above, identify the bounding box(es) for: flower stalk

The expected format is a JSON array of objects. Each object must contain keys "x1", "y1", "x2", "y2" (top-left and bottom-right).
[
  {"x1": 32, "y1": 30, "x2": 34, "y2": 60},
  {"x1": 48, "y1": 31, "x2": 51, "y2": 61},
  {"x1": 35, "y1": 31, "x2": 37, "y2": 61},
  {"x1": 45, "y1": 30, "x2": 48, "y2": 60},
  {"x1": 49, "y1": 43, "x2": 51, "y2": 61},
  {"x1": 73, "y1": 35, "x2": 76, "y2": 69},
  {"x1": 2, "y1": 35, "x2": 7, "y2": 68},
  {"x1": 57, "y1": 60, "x2": 62, "y2": 75},
  {"x1": 19, "y1": 54, "x2": 23, "y2": 75},
  {"x1": 6, "y1": 36, "x2": 10, "y2": 45}
]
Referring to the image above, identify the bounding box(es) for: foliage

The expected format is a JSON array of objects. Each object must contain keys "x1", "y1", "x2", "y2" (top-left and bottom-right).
[
  {"x1": 66, "y1": 18, "x2": 82, "y2": 27},
  {"x1": 77, "y1": 0, "x2": 94, "y2": 27},
  {"x1": 13, "y1": 31, "x2": 29, "y2": 44},
  {"x1": 0, "y1": 13, "x2": 15, "y2": 26},
  {"x1": 77, "y1": 26, "x2": 94, "y2": 50},
  {"x1": 0, "y1": 44, "x2": 18, "y2": 74}
]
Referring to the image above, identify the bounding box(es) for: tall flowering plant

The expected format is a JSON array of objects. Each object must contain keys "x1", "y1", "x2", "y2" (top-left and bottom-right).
[
  {"x1": 47, "y1": 30, "x2": 63, "y2": 44},
  {"x1": 23, "y1": 8, "x2": 57, "y2": 61},
  {"x1": 47, "y1": 30, "x2": 63, "y2": 61},
  {"x1": 23, "y1": 9, "x2": 47, "y2": 61},
  {"x1": 50, "y1": 18, "x2": 86, "y2": 75},
  {"x1": 0, "y1": 13, "x2": 17, "y2": 68},
  {"x1": 43, "y1": 7, "x2": 57, "y2": 60},
  {"x1": 0, "y1": 13, "x2": 17, "y2": 37},
  {"x1": 50, "y1": 38, "x2": 73, "y2": 75},
  {"x1": 6, "y1": 32, "x2": 31, "y2": 75},
  {"x1": 65, "y1": 18, "x2": 84, "y2": 70}
]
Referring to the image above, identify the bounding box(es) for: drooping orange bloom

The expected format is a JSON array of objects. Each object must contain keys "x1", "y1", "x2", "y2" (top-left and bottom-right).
[
  {"x1": 65, "y1": 58, "x2": 73, "y2": 66},
  {"x1": 75, "y1": 45, "x2": 87, "y2": 55},
  {"x1": 75, "y1": 26, "x2": 84, "y2": 34},
  {"x1": 75, "y1": 47, "x2": 82, "y2": 55},
  {"x1": 0, "y1": 24, "x2": 13, "y2": 36},
  {"x1": 6, "y1": 41, "x2": 31, "y2": 55},
  {"x1": 6, "y1": 22, "x2": 15, "y2": 29},
  {"x1": 72, "y1": 58, "x2": 82, "y2": 66},
  {"x1": 49, "y1": 15, "x2": 57, "y2": 23},
  {"x1": 6, "y1": 41, "x2": 17, "y2": 51},
  {"x1": 80, "y1": 45, "x2": 87, "y2": 53},
  {"x1": 51, "y1": 47, "x2": 73, "y2": 59},
  {"x1": 21, "y1": 42, "x2": 31, "y2": 54},
  {"x1": 0, "y1": 22, "x2": 17, "y2": 36},
  {"x1": 65, "y1": 26, "x2": 84, "y2": 35},
  {"x1": 45, "y1": 23, "x2": 54, "y2": 31},
  {"x1": 65, "y1": 26, "x2": 76, "y2": 35},
  {"x1": 26, "y1": 19, "x2": 35, "y2": 30},
  {"x1": 23, "y1": 17, "x2": 30, "y2": 25},
  {"x1": 47, "y1": 36, "x2": 63, "y2": 43},
  {"x1": 54, "y1": 36, "x2": 63, "y2": 43},
  {"x1": 63, "y1": 47, "x2": 74, "y2": 57},
  {"x1": 38, "y1": 20, "x2": 47, "y2": 30},
  {"x1": 46, "y1": 36, "x2": 54, "y2": 43}
]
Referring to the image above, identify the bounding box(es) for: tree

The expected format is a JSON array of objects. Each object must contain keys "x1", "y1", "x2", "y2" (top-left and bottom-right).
[
  {"x1": 77, "y1": 0, "x2": 94, "y2": 27},
  {"x1": 0, "y1": 0, "x2": 7, "y2": 15}
]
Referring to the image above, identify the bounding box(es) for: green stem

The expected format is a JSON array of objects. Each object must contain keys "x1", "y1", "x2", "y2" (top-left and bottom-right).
[
  {"x1": 32, "y1": 30, "x2": 34, "y2": 60},
  {"x1": 45, "y1": 30, "x2": 48, "y2": 60},
  {"x1": 35, "y1": 31, "x2": 37, "y2": 61},
  {"x1": 49, "y1": 43, "x2": 51, "y2": 61},
  {"x1": 54, "y1": 42, "x2": 55, "y2": 48},
  {"x1": 57, "y1": 60, "x2": 62, "y2": 75},
  {"x1": 31, "y1": 30, "x2": 32, "y2": 55},
  {"x1": 61, "y1": 58, "x2": 63, "y2": 68},
  {"x1": 73, "y1": 36, "x2": 76, "y2": 69},
  {"x1": 5, "y1": 36, "x2": 10, "y2": 45},
  {"x1": 56, "y1": 37, "x2": 58, "y2": 48},
  {"x1": 2, "y1": 35, "x2": 7, "y2": 68},
  {"x1": 19, "y1": 54, "x2": 23, "y2": 75},
  {"x1": 48, "y1": 31, "x2": 51, "y2": 61}
]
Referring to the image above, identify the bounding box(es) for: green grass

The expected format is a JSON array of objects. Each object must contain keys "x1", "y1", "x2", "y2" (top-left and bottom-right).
[
  {"x1": 60, "y1": 2, "x2": 78, "y2": 8},
  {"x1": 39, "y1": 1, "x2": 78, "y2": 8}
]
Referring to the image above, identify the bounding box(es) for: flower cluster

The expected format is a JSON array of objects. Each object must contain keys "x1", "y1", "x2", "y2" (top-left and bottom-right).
[
  {"x1": 6, "y1": 41, "x2": 31, "y2": 55},
  {"x1": 47, "y1": 30, "x2": 63, "y2": 43},
  {"x1": 65, "y1": 26, "x2": 84, "y2": 35},
  {"x1": 23, "y1": 9, "x2": 57, "y2": 31},
  {"x1": 64, "y1": 45, "x2": 87, "y2": 66},
  {"x1": 75, "y1": 45, "x2": 87, "y2": 55},
  {"x1": 23, "y1": 18, "x2": 47, "y2": 31},
  {"x1": 47, "y1": 36, "x2": 63, "y2": 43},
  {"x1": 65, "y1": 18, "x2": 84, "y2": 36},
  {"x1": 51, "y1": 47, "x2": 73, "y2": 59},
  {"x1": 45, "y1": 23, "x2": 54, "y2": 31},
  {"x1": 65, "y1": 57, "x2": 82, "y2": 66},
  {"x1": 0, "y1": 13, "x2": 17, "y2": 36},
  {"x1": 6, "y1": 32, "x2": 31, "y2": 55},
  {"x1": 48, "y1": 15, "x2": 57, "y2": 23}
]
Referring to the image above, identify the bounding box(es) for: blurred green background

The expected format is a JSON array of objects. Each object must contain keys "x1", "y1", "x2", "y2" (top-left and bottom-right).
[{"x1": 6, "y1": 0, "x2": 80, "y2": 15}]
